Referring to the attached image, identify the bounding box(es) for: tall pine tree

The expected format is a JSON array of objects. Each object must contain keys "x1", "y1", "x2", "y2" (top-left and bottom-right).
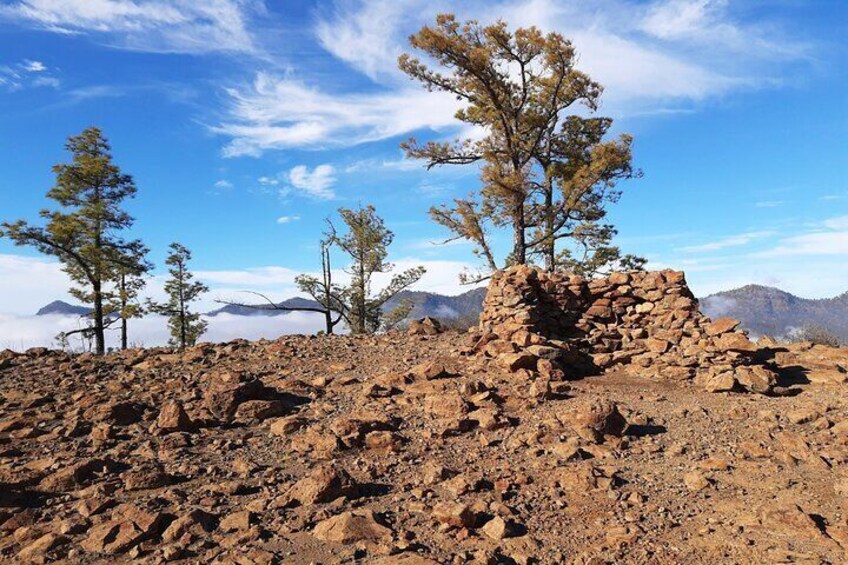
[{"x1": 1, "y1": 127, "x2": 148, "y2": 354}]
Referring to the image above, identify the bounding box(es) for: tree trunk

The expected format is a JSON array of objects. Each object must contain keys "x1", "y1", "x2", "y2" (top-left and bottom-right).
[
  {"x1": 356, "y1": 260, "x2": 366, "y2": 334},
  {"x1": 323, "y1": 245, "x2": 334, "y2": 335},
  {"x1": 179, "y1": 263, "x2": 186, "y2": 350},
  {"x1": 512, "y1": 198, "x2": 527, "y2": 266},
  {"x1": 93, "y1": 281, "x2": 105, "y2": 355},
  {"x1": 543, "y1": 177, "x2": 555, "y2": 271},
  {"x1": 120, "y1": 274, "x2": 128, "y2": 350}
]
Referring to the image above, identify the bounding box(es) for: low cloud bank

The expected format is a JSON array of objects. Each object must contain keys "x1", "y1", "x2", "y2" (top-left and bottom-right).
[{"x1": 0, "y1": 312, "x2": 328, "y2": 352}]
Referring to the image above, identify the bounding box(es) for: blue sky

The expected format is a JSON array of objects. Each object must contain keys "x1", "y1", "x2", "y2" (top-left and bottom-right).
[{"x1": 0, "y1": 0, "x2": 846, "y2": 317}]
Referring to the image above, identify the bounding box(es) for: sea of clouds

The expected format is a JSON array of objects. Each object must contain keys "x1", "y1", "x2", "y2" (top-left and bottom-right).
[{"x1": 0, "y1": 311, "x2": 328, "y2": 352}]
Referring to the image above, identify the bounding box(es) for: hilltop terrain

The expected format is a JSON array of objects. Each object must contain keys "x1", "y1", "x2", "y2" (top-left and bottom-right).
[{"x1": 2, "y1": 324, "x2": 848, "y2": 564}]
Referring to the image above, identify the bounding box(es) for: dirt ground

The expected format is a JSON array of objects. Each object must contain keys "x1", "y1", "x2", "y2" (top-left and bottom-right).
[{"x1": 2, "y1": 331, "x2": 848, "y2": 564}]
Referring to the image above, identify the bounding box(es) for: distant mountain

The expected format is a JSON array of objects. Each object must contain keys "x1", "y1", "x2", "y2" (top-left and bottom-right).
[
  {"x1": 207, "y1": 297, "x2": 322, "y2": 317},
  {"x1": 205, "y1": 287, "x2": 487, "y2": 323},
  {"x1": 700, "y1": 285, "x2": 848, "y2": 342},
  {"x1": 43, "y1": 283, "x2": 843, "y2": 342},
  {"x1": 35, "y1": 300, "x2": 91, "y2": 316},
  {"x1": 386, "y1": 287, "x2": 486, "y2": 322}
]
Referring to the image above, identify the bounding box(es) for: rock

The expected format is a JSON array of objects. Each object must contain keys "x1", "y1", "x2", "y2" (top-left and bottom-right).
[
  {"x1": 706, "y1": 318, "x2": 741, "y2": 336},
  {"x1": 283, "y1": 466, "x2": 358, "y2": 506},
  {"x1": 411, "y1": 360, "x2": 456, "y2": 380},
  {"x1": 38, "y1": 458, "x2": 113, "y2": 493},
  {"x1": 425, "y1": 393, "x2": 469, "y2": 418},
  {"x1": 432, "y1": 502, "x2": 475, "y2": 528},
  {"x1": 161, "y1": 509, "x2": 217, "y2": 543},
  {"x1": 568, "y1": 399, "x2": 627, "y2": 443},
  {"x1": 408, "y1": 317, "x2": 443, "y2": 336},
  {"x1": 480, "y1": 516, "x2": 517, "y2": 540},
  {"x1": 715, "y1": 332, "x2": 757, "y2": 353},
  {"x1": 235, "y1": 399, "x2": 290, "y2": 422},
  {"x1": 84, "y1": 401, "x2": 144, "y2": 426},
  {"x1": 683, "y1": 470, "x2": 711, "y2": 491},
  {"x1": 80, "y1": 520, "x2": 144, "y2": 554},
  {"x1": 371, "y1": 555, "x2": 440, "y2": 565},
  {"x1": 499, "y1": 352, "x2": 537, "y2": 372},
  {"x1": 734, "y1": 365, "x2": 776, "y2": 394},
  {"x1": 203, "y1": 371, "x2": 266, "y2": 422},
  {"x1": 703, "y1": 371, "x2": 737, "y2": 393},
  {"x1": 121, "y1": 462, "x2": 172, "y2": 490},
  {"x1": 156, "y1": 400, "x2": 194, "y2": 433},
  {"x1": 17, "y1": 533, "x2": 68, "y2": 561},
  {"x1": 269, "y1": 415, "x2": 308, "y2": 436},
  {"x1": 760, "y1": 503, "x2": 829, "y2": 543},
  {"x1": 312, "y1": 510, "x2": 393, "y2": 545},
  {"x1": 787, "y1": 408, "x2": 821, "y2": 425},
  {"x1": 220, "y1": 510, "x2": 256, "y2": 532}
]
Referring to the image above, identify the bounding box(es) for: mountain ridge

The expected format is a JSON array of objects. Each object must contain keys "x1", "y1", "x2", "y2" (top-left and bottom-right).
[
  {"x1": 35, "y1": 283, "x2": 848, "y2": 342},
  {"x1": 699, "y1": 285, "x2": 848, "y2": 342}
]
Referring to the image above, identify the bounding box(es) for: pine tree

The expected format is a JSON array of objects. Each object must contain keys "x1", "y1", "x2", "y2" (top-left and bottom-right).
[
  {"x1": 400, "y1": 15, "x2": 643, "y2": 278},
  {"x1": 149, "y1": 243, "x2": 208, "y2": 350},
  {"x1": 329, "y1": 205, "x2": 426, "y2": 334},
  {"x1": 0, "y1": 127, "x2": 148, "y2": 354}
]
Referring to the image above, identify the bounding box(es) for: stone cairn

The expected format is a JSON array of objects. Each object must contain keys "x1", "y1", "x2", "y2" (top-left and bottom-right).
[{"x1": 472, "y1": 265, "x2": 777, "y2": 394}]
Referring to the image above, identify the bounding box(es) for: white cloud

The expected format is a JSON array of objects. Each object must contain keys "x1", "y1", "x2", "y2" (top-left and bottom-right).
[
  {"x1": 0, "y1": 59, "x2": 60, "y2": 91},
  {"x1": 658, "y1": 215, "x2": 848, "y2": 298},
  {"x1": 756, "y1": 232, "x2": 848, "y2": 258},
  {"x1": 755, "y1": 200, "x2": 785, "y2": 208},
  {"x1": 823, "y1": 215, "x2": 848, "y2": 231},
  {"x1": 276, "y1": 215, "x2": 300, "y2": 224},
  {"x1": 214, "y1": 179, "x2": 233, "y2": 189},
  {"x1": 22, "y1": 59, "x2": 46, "y2": 72},
  {"x1": 315, "y1": 0, "x2": 407, "y2": 82},
  {"x1": 216, "y1": 73, "x2": 460, "y2": 157},
  {"x1": 0, "y1": 254, "x2": 75, "y2": 314},
  {"x1": 678, "y1": 230, "x2": 775, "y2": 253},
  {"x1": 640, "y1": 0, "x2": 809, "y2": 59},
  {"x1": 196, "y1": 265, "x2": 300, "y2": 288},
  {"x1": 214, "y1": 0, "x2": 810, "y2": 155},
  {"x1": 0, "y1": 311, "x2": 328, "y2": 351},
  {"x1": 0, "y1": 0, "x2": 260, "y2": 54},
  {"x1": 286, "y1": 164, "x2": 337, "y2": 200},
  {"x1": 258, "y1": 176, "x2": 279, "y2": 186}
]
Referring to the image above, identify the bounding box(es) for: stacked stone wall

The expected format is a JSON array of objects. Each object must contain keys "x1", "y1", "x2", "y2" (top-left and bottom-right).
[{"x1": 476, "y1": 266, "x2": 776, "y2": 394}]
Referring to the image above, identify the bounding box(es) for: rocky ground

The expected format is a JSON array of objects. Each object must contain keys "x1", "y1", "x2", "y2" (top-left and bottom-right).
[{"x1": 2, "y1": 328, "x2": 848, "y2": 564}]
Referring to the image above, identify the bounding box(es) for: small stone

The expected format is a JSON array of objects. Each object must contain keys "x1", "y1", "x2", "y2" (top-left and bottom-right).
[
  {"x1": 156, "y1": 400, "x2": 194, "y2": 433},
  {"x1": 432, "y1": 502, "x2": 475, "y2": 528},
  {"x1": 312, "y1": 510, "x2": 393, "y2": 545},
  {"x1": 683, "y1": 470, "x2": 710, "y2": 492},
  {"x1": 220, "y1": 510, "x2": 256, "y2": 532}
]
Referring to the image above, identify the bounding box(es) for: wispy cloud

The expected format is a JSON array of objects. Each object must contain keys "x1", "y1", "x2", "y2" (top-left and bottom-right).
[
  {"x1": 276, "y1": 215, "x2": 300, "y2": 224},
  {"x1": 0, "y1": 0, "x2": 261, "y2": 54},
  {"x1": 752, "y1": 215, "x2": 848, "y2": 258},
  {"x1": 216, "y1": 73, "x2": 460, "y2": 157},
  {"x1": 755, "y1": 200, "x2": 785, "y2": 208},
  {"x1": 679, "y1": 230, "x2": 775, "y2": 253},
  {"x1": 214, "y1": 0, "x2": 813, "y2": 156},
  {"x1": 285, "y1": 164, "x2": 337, "y2": 200},
  {"x1": 0, "y1": 58, "x2": 59, "y2": 91},
  {"x1": 21, "y1": 59, "x2": 46, "y2": 72}
]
